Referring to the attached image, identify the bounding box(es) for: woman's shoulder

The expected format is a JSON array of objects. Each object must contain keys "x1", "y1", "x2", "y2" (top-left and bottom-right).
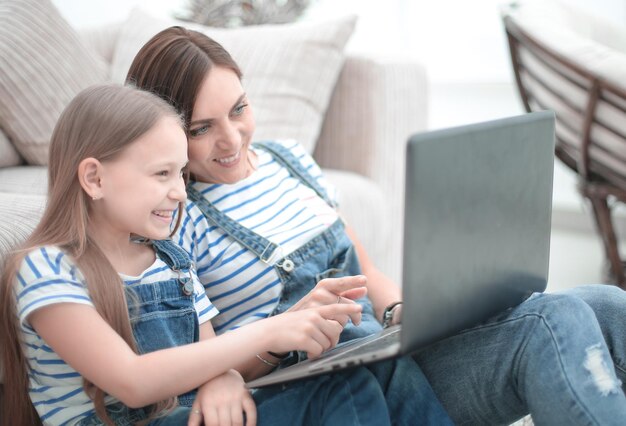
[
  {"x1": 254, "y1": 139, "x2": 307, "y2": 156},
  {"x1": 254, "y1": 139, "x2": 319, "y2": 171}
]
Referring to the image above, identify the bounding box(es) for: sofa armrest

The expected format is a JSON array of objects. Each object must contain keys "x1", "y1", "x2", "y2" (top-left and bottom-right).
[
  {"x1": 78, "y1": 22, "x2": 124, "y2": 67},
  {"x1": 314, "y1": 55, "x2": 428, "y2": 282}
]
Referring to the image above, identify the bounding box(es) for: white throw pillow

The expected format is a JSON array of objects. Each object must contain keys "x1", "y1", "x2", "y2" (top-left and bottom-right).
[
  {"x1": 0, "y1": 0, "x2": 109, "y2": 165},
  {"x1": 111, "y1": 8, "x2": 356, "y2": 153}
]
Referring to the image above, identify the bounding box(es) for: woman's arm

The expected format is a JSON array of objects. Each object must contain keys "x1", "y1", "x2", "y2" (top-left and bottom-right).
[
  {"x1": 29, "y1": 301, "x2": 360, "y2": 408},
  {"x1": 344, "y1": 224, "x2": 402, "y2": 322}
]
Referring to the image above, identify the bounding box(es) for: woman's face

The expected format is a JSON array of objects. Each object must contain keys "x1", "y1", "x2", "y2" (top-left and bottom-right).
[{"x1": 187, "y1": 66, "x2": 256, "y2": 184}]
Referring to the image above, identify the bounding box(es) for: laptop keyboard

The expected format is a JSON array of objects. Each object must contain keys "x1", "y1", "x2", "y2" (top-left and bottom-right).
[{"x1": 310, "y1": 326, "x2": 401, "y2": 368}]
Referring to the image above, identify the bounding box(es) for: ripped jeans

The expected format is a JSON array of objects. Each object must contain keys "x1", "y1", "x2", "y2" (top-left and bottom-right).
[{"x1": 413, "y1": 286, "x2": 626, "y2": 425}]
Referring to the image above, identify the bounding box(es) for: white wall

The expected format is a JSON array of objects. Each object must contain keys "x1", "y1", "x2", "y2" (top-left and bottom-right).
[
  {"x1": 51, "y1": 0, "x2": 185, "y2": 28},
  {"x1": 53, "y1": 0, "x2": 626, "y2": 229}
]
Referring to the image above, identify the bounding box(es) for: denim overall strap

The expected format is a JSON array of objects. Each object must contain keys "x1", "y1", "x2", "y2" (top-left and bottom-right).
[
  {"x1": 126, "y1": 239, "x2": 199, "y2": 407},
  {"x1": 186, "y1": 141, "x2": 338, "y2": 263},
  {"x1": 252, "y1": 141, "x2": 336, "y2": 208},
  {"x1": 187, "y1": 185, "x2": 280, "y2": 263},
  {"x1": 79, "y1": 240, "x2": 200, "y2": 424},
  {"x1": 152, "y1": 239, "x2": 192, "y2": 271}
]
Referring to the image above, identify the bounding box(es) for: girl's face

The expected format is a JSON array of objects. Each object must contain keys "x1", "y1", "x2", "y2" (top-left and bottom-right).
[
  {"x1": 93, "y1": 116, "x2": 188, "y2": 242},
  {"x1": 187, "y1": 66, "x2": 256, "y2": 184}
]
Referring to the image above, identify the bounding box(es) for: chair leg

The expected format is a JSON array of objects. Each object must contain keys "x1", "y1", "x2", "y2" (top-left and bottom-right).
[{"x1": 588, "y1": 196, "x2": 626, "y2": 289}]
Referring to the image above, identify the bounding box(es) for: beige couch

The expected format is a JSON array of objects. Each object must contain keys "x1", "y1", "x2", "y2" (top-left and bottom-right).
[{"x1": 0, "y1": 1, "x2": 428, "y2": 413}]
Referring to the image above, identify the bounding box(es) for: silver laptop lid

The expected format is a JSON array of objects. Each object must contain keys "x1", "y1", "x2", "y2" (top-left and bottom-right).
[{"x1": 402, "y1": 111, "x2": 555, "y2": 351}]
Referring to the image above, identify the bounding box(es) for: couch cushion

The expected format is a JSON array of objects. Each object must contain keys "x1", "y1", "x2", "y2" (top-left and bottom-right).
[
  {"x1": 111, "y1": 8, "x2": 355, "y2": 153},
  {"x1": 0, "y1": 166, "x2": 47, "y2": 195},
  {"x1": 323, "y1": 169, "x2": 391, "y2": 266},
  {"x1": 0, "y1": 129, "x2": 22, "y2": 167},
  {"x1": 0, "y1": 192, "x2": 46, "y2": 385},
  {"x1": 0, "y1": 193, "x2": 46, "y2": 263},
  {"x1": 0, "y1": 0, "x2": 109, "y2": 165}
]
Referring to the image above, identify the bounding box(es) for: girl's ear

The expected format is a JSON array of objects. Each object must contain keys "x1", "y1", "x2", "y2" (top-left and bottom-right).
[{"x1": 78, "y1": 157, "x2": 104, "y2": 200}]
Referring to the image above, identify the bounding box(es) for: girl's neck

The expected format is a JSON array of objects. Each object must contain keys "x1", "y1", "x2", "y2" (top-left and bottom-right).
[{"x1": 88, "y1": 224, "x2": 155, "y2": 276}]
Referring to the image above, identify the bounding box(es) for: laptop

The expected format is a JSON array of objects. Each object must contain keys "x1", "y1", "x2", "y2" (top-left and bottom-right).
[{"x1": 246, "y1": 111, "x2": 555, "y2": 389}]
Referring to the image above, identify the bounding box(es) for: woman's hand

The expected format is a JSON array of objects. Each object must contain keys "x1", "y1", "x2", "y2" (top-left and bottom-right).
[
  {"x1": 259, "y1": 303, "x2": 363, "y2": 359},
  {"x1": 188, "y1": 369, "x2": 256, "y2": 426},
  {"x1": 287, "y1": 275, "x2": 368, "y2": 326}
]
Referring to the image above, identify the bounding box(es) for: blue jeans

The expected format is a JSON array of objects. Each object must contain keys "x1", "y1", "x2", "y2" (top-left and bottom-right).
[
  {"x1": 562, "y1": 285, "x2": 626, "y2": 388},
  {"x1": 413, "y1": 288, "x2": 626, "y2": 425},
  {"x1": 84, "y1": 369, "x2": 392, "y2": 425},
  {"x1": 167, "y1": 366, "x2": 447, "y2": 425}
]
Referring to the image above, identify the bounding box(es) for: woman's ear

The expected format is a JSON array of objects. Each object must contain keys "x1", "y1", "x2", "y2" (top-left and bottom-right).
[{"x1": 78, "y1": 157, "x2": 104, "y2": 200}]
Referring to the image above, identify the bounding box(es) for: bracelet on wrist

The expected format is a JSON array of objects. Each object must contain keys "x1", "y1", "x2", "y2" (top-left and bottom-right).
[
  {"x1": 382, "y1": 301, "x2": 403, "y2": 328},
  {"x1": 255, "y1": 353, "x2": 279, "y2": 368},
  {"x1": 267, "y1": 350, "x2": 289, "y2": 359}
]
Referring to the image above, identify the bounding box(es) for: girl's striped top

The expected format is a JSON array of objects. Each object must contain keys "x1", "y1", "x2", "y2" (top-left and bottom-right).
[
  {"x1": 14, "y1": 245, "x2": 217, "y2": 425},
  {"x1": 174, "y1": 140, "x2": 338, "y2": 334}
]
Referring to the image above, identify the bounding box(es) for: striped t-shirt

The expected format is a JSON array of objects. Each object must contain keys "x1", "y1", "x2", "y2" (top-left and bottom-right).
[
  {"x1": 15, "y1": 245, "x2": 217, "y2": 425},
  {"x1": 174, "y1": 140, "x2": 338, "y2": 334}
]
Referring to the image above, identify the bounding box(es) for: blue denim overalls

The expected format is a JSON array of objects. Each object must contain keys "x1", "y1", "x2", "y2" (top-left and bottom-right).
[
  {"x1": 185, "y1": 143, "x2": 455, "y2": 425},
  {"x1": 186, "y1": 141, "x2": 382, "y2": 348},
  {"x1": 78, "y1": 239, "x2": 198, "y2": 425}
]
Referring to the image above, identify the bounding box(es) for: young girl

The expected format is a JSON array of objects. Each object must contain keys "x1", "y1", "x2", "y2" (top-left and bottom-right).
[
  {"x1": 0, "y1": 84, "x2": 407, "y2": 426},
  {"x1": 127, "y1": 26, "x2": 626, "y2": 425}
]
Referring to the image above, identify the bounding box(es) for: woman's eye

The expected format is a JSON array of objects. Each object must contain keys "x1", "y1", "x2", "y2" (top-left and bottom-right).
[
  {"x1": 233, "y1": 103, "x2": 248, "y2": 116},
  {"x1": 189, "y1": 125, "x2": 209, "y2": 137}
]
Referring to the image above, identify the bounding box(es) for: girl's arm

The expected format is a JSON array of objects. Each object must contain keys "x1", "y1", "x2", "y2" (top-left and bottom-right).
[
  {"x1": 231, "y1": 278, "x2": 363, "y2": 381},
  {"x1": 29, "y1": 301, "x2": 360, "y2": 408},
  {"x1": 188, "y1": 322, "x2": 257, "y2": 426}
]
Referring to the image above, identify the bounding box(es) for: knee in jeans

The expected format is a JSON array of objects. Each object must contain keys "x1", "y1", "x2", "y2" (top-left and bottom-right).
[
  {"x1": 570, "y1": 284, "x2": 626, "y2": 307},
  {"x1": 532, "y1": 293, "x2": 596, "y2": 326}
]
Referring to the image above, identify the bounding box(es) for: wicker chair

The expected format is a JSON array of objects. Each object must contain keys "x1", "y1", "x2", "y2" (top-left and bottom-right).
[{"x1": 502, "y1": 0, "x2": 626, "y2": 289}]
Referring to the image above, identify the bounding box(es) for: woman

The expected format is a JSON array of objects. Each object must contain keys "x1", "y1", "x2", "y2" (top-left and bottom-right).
[{"x1": 127, "y1": 26, "x2": 626, "y2": 425}]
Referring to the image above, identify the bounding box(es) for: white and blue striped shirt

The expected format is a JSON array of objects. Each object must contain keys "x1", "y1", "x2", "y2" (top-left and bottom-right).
[
  {"x1": 174, "y1": 140, "x2": 338, "y2": 334},
  {"x1": 15, "y1": 245, "x2": 217, "y2": 425}
]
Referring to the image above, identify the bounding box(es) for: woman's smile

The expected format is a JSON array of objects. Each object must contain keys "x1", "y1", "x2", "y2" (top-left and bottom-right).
[{"x1": 214, "y1": 150, "x2": 241, "y2": 166}]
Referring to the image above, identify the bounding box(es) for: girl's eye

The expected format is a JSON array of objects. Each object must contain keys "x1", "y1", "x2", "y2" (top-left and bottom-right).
[
  {"x1": 189, "y1": 125, "x2": 210, "y2": 138},
  {"x1": 157, "y1": 170, "x2": 169, "y2": 177},
  {"x1": 233, "y1": 103, "x2": 248, "y2": 116}
]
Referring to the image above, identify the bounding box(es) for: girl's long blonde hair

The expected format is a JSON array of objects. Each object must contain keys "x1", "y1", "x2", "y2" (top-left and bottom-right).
[{"x1": 0, "y1": 84, "x2": 183, "y2": 425}]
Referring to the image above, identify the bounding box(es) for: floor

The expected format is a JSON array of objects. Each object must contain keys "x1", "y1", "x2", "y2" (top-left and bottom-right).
[{"x1": 547, "y1": 226, "x2": 604, "y2": 292}]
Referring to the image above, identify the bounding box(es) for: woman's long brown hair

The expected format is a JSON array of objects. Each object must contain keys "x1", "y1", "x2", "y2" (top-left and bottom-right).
[
  {"x1": 0, "y1": 85, "x2": 183, "y2": 425},
  {"x1": 126, "y1": 26, "x2": 242, "y2": 127}
]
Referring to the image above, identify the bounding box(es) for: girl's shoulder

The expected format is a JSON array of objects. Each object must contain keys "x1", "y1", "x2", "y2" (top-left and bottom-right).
[
  {"x1": 14, "y1": 245, "x2": 91, "y2": 324},
  {"x1": 17, "y1": 245, "x2": 80, "y2": 282}
]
